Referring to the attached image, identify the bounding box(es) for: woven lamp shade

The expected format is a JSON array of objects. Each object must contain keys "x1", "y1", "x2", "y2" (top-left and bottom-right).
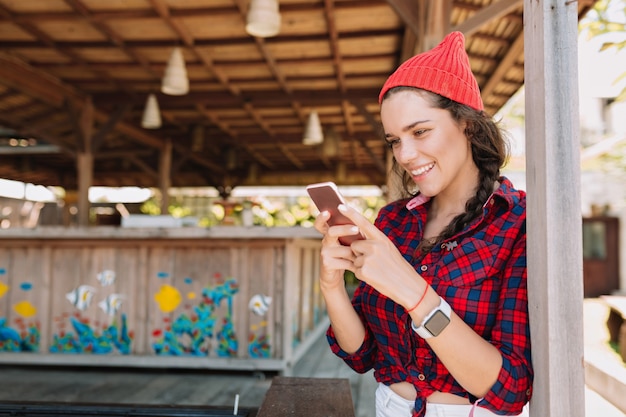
[
  {"x1": 161, "y1": 47, "x2": 189, "y2": 96},
  {"x1": 302, "y1": 110, "x2": 324, "y2": 145},
  {"x1": 246, "y1": 0, "x2": 281, "y2": 38},
  {"x1": 141, "y1": 93, "x2": 161, "y2": 129}
]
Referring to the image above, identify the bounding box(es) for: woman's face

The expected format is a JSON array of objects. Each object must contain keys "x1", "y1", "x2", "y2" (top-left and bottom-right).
[{"x1": 380, "y1": 90, "x2": 478, "y2": 198}]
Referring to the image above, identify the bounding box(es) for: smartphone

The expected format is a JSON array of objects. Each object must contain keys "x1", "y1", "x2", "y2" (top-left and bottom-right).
[{"x1": 306, "y1": 181, "x2": 364, "y2": 245}]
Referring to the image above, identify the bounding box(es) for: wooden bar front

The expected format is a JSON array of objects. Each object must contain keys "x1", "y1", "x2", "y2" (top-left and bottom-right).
[{"x1": 0, "y1": 226, "x2": 324, "y2": 373}]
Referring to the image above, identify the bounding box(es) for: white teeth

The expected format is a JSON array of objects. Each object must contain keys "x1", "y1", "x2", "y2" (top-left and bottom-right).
[{"x1": 411, "y1": 163, "x2": 434, "y2": 176}]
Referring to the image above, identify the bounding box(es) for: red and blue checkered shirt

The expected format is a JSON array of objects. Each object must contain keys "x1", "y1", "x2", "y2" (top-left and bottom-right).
[{"x1": 327, "y1": 177, "x2": 532, "y2": 416}]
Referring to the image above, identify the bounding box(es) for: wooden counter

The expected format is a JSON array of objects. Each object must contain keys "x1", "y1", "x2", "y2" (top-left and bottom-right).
[
  {"x1": 257, "y1": 377, "x2": 355, "y2": 417},
  {"x1": 0, "y1": 226, "x2": 324, "y2": 374}
]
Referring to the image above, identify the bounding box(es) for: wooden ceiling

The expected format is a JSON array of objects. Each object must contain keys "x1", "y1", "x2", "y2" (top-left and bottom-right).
[{"x1": 0, "y1": 0, "x2": 596, "y2": 191}]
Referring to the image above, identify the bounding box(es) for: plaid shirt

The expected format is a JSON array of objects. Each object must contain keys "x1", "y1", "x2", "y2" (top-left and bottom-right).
[{"x1": 327, "y1": 177, "x2": 532, "y2": 416}]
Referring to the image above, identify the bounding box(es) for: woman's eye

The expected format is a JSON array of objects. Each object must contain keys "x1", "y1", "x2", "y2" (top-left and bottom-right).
[
  {"x1": 386, "y1": 138, "x2": 400, "y2": 148},
  {"x1": 414, "y1": 129, "x2": 427, "y2": 137}
]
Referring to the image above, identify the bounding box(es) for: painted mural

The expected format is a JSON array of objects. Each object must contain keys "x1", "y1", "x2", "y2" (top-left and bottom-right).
[
  {"x1": 50, "y1": 268, "x2": 132, "y2": 354},
  {"x1": 248, "y1": 294, "x2": 272, "y2": 358},
  {"x1": 49, "y1": 313, "x2": 131, "y2": 354},
  {"x1": 152, "y1": 273, "x2": 241, "y2": 357},
  {"x1": 149, "y1": 271, "x2": 274, "y2": 359},
  {"x1": 0, "y1": 265, "x2": 275, "y2": 359},
  {"x1": 0, "y1": 268, "x2": 40, "y2": 352}
]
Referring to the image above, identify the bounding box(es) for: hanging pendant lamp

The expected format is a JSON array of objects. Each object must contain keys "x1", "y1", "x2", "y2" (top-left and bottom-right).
[
  {"x1": 302, "y1": 110, "x2": 324, "y2": 145},
  {"x1": 161, "y1": 47, "x2": 189, "y2": 95},
  {"x1": 141, "y1": 93, "x2": 162, "y2": 129},
  {"x1": 246, "y1": 0, "x2": 281, "y2": 38}
]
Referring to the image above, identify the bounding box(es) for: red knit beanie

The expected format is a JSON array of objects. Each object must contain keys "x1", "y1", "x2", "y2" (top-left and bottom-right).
[{"x1": 378, "y1": 31, "x2": 484, "y2": 111}]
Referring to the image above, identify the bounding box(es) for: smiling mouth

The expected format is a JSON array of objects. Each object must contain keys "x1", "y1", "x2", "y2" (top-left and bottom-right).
[{"x1": 411, "y1": 162, "x2": 435, "y2": 177}]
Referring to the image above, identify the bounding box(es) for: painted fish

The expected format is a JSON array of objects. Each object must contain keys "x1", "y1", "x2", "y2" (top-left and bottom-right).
[
  {"x1": 97, "y1": 270, "x2": 116, "y2": 286},
  {"x1": 248, "y1": 294, "x2": 272, "y2": 316},
  {"x1": 66, "y1": 285, "x2": 96, "y2": 311},
  {"x1": 98, "y1": 293, "x2": 124, "y2": 316},
  {"x1": 0, "y1": 281, "x2": 8, "y2": 298}
]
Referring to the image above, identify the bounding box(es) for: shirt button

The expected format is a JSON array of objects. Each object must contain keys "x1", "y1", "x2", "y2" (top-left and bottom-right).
[
  {"x1": 418, "y1": 373, "x2": 426, "y2": 381},
  {"x1": 420, "y1": 265, "x2": 428, "y2": 272}
]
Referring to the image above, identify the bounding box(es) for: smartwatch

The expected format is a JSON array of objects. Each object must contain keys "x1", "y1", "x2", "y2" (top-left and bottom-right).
[{"x1": 411, "y1": 296, "x2": 452, "y2": 339}]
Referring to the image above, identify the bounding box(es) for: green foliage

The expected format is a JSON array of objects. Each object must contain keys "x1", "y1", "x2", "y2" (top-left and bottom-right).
[
  {"x1": 138, "y1": 191, "x2": 387, "y2": 230},
  {"x1": 139, "y1": 198, "x2": 192, "y2": 218},
  {"x1": 580, "y1": 0, "x2": 626, "y2": 101},
  {"x1": 598, "y1": 141, "x2": 626, "y2": 175},
  {"x1": 140, "y1": 198, "x2": 161, "y2": 215}
]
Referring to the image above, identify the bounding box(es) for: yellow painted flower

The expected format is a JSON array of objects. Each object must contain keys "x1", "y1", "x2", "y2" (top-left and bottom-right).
[{"x1": 154, "y1": 284, "x2": 182, "y2": 313}]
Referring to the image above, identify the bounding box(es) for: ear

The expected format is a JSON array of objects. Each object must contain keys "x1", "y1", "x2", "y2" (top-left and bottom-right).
[{"x1": 460, "y1": 119, "x2": 473, "y2": 145}]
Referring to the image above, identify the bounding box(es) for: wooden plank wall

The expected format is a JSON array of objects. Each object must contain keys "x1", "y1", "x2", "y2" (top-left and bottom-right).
[{"x1": 0, "y1": 236, "x2": 323, "y2": 371}]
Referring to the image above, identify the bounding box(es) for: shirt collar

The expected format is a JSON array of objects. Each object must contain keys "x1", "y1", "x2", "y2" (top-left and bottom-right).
[{"x1": 405, "y1": 176, "x2": 521, "y2": 212}]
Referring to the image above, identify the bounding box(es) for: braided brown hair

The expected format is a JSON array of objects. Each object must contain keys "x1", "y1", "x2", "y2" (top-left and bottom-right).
[{"x1": 384, "y1": 87, "x2": 510, "y2": 251}]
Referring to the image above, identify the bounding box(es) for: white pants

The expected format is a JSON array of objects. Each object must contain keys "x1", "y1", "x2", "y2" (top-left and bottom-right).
[{"x1": 375, "y1": 383, "x2": 530, "y2": 417}]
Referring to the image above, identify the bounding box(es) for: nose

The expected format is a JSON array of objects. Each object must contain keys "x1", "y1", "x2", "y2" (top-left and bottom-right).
[{"x1": 395, "y1": 139, "x2": 419, "y2": 165}]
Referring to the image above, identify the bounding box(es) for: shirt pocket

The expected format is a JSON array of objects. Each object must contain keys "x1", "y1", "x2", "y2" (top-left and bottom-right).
[{"x1": 434, "y1": 239, "x2": 502, "y2": 288}]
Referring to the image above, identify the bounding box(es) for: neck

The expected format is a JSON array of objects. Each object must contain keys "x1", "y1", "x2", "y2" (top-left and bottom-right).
[{"x1": 431, "y1": 175, "x2": 480, "y2": 220}]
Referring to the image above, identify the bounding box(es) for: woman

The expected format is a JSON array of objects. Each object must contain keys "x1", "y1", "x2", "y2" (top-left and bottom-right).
[{"x1": 314, "y1": 32, "x2": 532, "y2": 417}]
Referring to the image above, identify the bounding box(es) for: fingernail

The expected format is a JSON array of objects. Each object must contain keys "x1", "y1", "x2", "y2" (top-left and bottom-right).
[
  {"x1": 338, "y1": 204, "x2": 347, "y2": 212},
  {"x1": 350, "y1": 226, "x2": 359, "y2": 234}
]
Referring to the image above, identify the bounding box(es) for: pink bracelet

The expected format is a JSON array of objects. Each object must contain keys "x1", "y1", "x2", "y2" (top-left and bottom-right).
[{"x1": 406, "y1": 286, "x2": 428, "y2": 313}]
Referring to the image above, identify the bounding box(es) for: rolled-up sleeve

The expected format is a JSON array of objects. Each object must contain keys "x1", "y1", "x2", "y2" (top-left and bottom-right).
[
  {"x1": 326, "y1": 283, "x2": 379, "y2": 374},
  {"x1": 479, "y1": 226, "x2": 533, "y2": 414}
]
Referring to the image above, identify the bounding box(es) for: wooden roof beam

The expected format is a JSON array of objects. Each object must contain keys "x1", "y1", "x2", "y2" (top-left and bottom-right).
[
  {"x1": 241, "y1": 102, "x2": 305, "y2": 169},
  {"x1": 65, "y1": 0, "x2": 161, "y2": 79},
  {"x1": 324, "y1": 0, "x2": 346, "y2": 93},
  {"x1": 91, "y1": 88, "x2": 381, "y2": 108},
  {"x1": 127, "y1": 155, "x2": 159, "y2": 179},
  {"x1": 0, "y1": 114, "x2": 76, "y2": 156},
  {"x1": 0, "y1": 53, "x2": 79, "y2": 107},
  {"x1": 480, "y1": 33, "x2": 524, "y2": 105},
  {"x1": 352, "y1": 101, "x2": 386, "y2": 175},
  {"x1": 149, "y1": 0, "x2": 195, "y2": 46},
  {"x1": 195, "y1": 103, "x2": 275, "y2": 169},
  {"x1": 393, "y1": 0, "x2": 452, "y2": 60},
  {"x1": 453, "y1": 0, "x2": 523, "y2": 37},
  {"x1": 0, "y1": 51, "x2": 168, "y2": 152},
  {"x1": 172, "y1": 143, "x2": 226, "y2": 174}
]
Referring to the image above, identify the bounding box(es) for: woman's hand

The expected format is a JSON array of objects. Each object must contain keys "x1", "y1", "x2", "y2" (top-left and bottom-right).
[
  {"x1": 335, "y1": 204, "x2": 423, "y2": 309},
  {"x1": 313, "y1": 208, "x2": 369, "y2": 354},
  {"x1": 313, "y1": 210, "x2": 359, "y2": 292}
]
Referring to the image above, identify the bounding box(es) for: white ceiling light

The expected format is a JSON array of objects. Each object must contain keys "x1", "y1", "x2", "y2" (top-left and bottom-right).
[
  {"x1": 246, "y1": 0, "x2": 281, "y2": 38},
  {"x1": 141, "y1": 93, "x2": 162, "y2": 129},
  {"x1": 303, "y1": 110, "x2": 324, "y2": 145},
  {"x1": 161, "y1": 47, "x2": 189, "y2": 95}
]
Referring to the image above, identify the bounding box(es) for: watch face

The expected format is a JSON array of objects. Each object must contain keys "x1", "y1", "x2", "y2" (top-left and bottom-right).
[{"x1": 424, "y1": 310, "x2": 451, "y2": 336}]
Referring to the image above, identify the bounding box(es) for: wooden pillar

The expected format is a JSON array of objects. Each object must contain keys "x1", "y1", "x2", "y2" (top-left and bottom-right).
[
  {"x1": 524, "y1": 1, "x2": 584, "y2": 416},
  {"x1": 159, "y1": 139, "x2": 172, "y2": 214},
  {"x1": 76, "y1": 98, "x2": 94, "y2": 227},
  {"x1": 76, "y1": 152, "x2": 93, "y2": 227}
]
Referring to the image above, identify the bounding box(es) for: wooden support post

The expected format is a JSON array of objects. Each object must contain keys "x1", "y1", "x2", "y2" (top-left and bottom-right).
[
  {"x1": 524, "y1": 1, "x2": 584, "y2": 416},
  {"x1": 76, "y1": 97, "x2": 94, "y2": 227},
  {"x1": 76, "y1": 152, "x2": 93, "y2": 227},
  {"x1": 159, "y1": 139, "x2": 172, "y2": 215}
]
